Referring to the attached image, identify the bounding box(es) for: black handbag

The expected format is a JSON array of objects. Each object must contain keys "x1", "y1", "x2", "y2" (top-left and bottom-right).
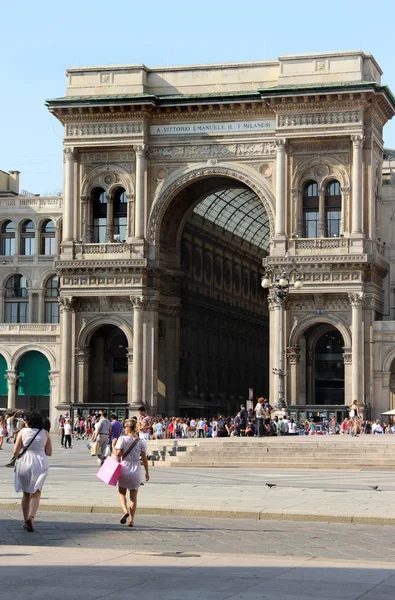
[{"x1": 5, "y1": 429, "x2": 42, "y2": 468}]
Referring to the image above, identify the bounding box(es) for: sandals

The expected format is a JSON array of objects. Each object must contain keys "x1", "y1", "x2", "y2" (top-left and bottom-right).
[
  {"x1": 127, "y1": 520, "x2": 134, "y2": 528},
  {"x1": 25, "y1": 516, "x2": 34, "y2": 532},
  {"x1": 120, "y1": 512, "x2": 129, "y2": 525}
]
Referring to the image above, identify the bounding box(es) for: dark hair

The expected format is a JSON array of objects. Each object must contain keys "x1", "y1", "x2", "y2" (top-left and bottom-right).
[
  {"x1": 102, "y1": 410, "x2": 107, "y2": 417},
  {"x1": 138, "y1": 406, "x2": 146, "y2": 412},
  {"x1": 111, "y1": 414, "x2": 118, "y2": 420},
  {"x1": 25, "y1": 410, "x2": 44, "y2": 430}
]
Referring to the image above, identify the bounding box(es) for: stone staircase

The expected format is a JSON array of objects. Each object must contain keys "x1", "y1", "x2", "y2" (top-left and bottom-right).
[{"x1": 148, "y1": 437, "x2": 395, "y2": 469}]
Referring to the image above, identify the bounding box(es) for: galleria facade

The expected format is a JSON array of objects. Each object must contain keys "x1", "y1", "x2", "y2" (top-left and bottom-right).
[{"x1": 1, "y1": 50, "x2": 395, "y2": 423}]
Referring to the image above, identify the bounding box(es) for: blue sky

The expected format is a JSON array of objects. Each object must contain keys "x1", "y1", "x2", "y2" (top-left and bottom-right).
[{"x1": 1, "y1": 0, "x2": 395, "y2": 194}]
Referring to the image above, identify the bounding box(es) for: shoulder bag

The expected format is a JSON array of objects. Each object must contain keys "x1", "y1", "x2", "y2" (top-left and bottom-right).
[
  {"x1": 96, "y1": 437, "x2": 140, "y2": 486},
  {"x1": 5, "y1": 428, "x2": 43, "y2": 469}
]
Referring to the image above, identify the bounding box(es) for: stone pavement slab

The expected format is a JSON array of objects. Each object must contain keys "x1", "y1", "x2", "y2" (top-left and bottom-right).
[{"x1": 2, "y1": 441, "x2": 395, "y2": 524}]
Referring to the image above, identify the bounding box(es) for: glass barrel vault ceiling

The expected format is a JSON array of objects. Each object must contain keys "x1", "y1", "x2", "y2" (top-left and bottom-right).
[{"x1": 193, "y1": 187, "x2": 270, "y2": 251}]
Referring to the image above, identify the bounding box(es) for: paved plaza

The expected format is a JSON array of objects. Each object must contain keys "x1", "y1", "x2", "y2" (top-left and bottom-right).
[
  {"x1": 1, "y1": 440, "x2": 395, "y2": 524},
  {"x1": 2, "y1": 442, "x2": 395, "y2": 598}
]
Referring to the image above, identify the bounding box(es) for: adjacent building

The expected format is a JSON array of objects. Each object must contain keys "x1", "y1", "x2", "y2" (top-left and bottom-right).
[{"x1": 2, "y1": 50, "x2": 395, "y2": 422}]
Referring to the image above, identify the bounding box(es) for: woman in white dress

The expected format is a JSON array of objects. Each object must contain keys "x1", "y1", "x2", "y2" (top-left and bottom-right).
[
  {"x1": 114, "y1": 419, "x2": 149, "y2": 527},
  {"x1": 13, "y1": 410, "x2": 52, "y2": 532}
]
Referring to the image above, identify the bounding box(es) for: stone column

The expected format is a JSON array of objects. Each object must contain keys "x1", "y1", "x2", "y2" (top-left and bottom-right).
[
  {"x1": 134, "y1": 146, "x2": 145, "y2": 239},
  {"x1": 75, "y1": 347, "x2": 90, "y2": 403},
  {"x1": 6, "y1": 370, "x2": 17, "y2": 410},
  {"x1": 351, "y1": 135, "x2": 364, "y2": 235},
  {"x1": 340, "y1": 186, "x2": 350, "y2": 235},
  {"x1": 106, "y1": 193, "x2": 114, "y2": 242},
  {"x1": 63, "y1": 148, "x2": 76, "y2": 243},
  {"x1": 131, "y1": 296, "x2": 145, "y2": 411},
  {"x1": 306, "y1": 350, "x2": 314, "y2": 404},
  {"x1": 291, "y1": 188, "x2": 302, "y2": 237},
  {"x1": 287, "y1": 347, "x2": 300, "y2": 406},
  {"x1": 165, "y1": 304, "x2": 181, "y2": 417},
  {"x1": 58, "y1": 296, "x2": 74, "y2": 406},
  {"x1": 143, "y1": 298, "x2": 159, "y2": 415},
  {"x1": 0, "y1": 290, "x2": 5, "y2": 322},
  {"x1": 275, "y1": 139, "x2": 286, "y2": 236},
  {"x1": 55, "y1": 222, "x2": 61, "y2": 254},
  {"x1": 80, "y1": 195, "x2": 88, "y2": 243},
  {"x1": 318, "y1": 185, "x2": 326, "y2": 237},
  {"x1": 268, "y1": 295, "x2": 280, "y2": 405},
  {"x1": 349, "y1": 292, "x2": 364, "y2": 403},
  {"x1": 38, "y1": 290, "x2": 45, "y2": 323},
  {"x1": 28, "y1": 290, "x2": 34, "y2": 323},
  {"x1": 126, "y1": 193, "x2": 135, "y2": 240},
  {"x1": 342, "y1": 347, "x2": 352, "y2": 407}
]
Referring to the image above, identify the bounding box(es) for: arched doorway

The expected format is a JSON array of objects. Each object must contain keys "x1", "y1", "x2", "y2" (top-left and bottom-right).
[
  {"x1": 157, "y1": 176, "x2": 271, "y2": 416},
  {"x1": 88, "y1": 325, "x2": 128, "y2": 405},
  {"x1": 314, "y1": 329, "x2": 345, "y2": 404},
  {"x1": 16, "y1": 351, "x2": 51, "y2": 416},
  {"x1": 0, "y1": 354, "x2": 8, "y2": 407}
]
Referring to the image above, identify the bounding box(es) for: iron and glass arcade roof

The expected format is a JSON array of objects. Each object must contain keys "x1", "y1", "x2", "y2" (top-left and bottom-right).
[{"x1": 193, "y1": 187, "x2": 270, "y2": 251}]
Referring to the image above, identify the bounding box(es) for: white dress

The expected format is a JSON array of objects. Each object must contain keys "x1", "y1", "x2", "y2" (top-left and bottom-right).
[
  {"x1": 14, "y1": 428, "x2": 49, "y2": 494},
  {"x1": 115, "y1": 435, "x2": 146, "y2": 490}
]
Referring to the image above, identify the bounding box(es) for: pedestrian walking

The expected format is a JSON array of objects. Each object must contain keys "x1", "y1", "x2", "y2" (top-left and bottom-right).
[
  {"x1": 254, "y1": 398, "x2": 264, "y2": 437},
  {"x1": 138, "y1": 406, "x2": 152, "y2": 441},
  {"x1": 114, "y1": 419, "x2": 149, "y2": 527},
  {"x1": 13, "y1": 410, "x2": 52, "y2": 532},
  {"x1": 64, "y1": 418, "x2": 73, "y2": 448},
  {"x1": 0, "y1": 415, "x2": 6, "y2": 449},
  {"x1": 91, "y1": 410, "x2": 111, "y2": 465},
  {"x1": 350, "y1": 400, "x2": 360, "y2": 437}
]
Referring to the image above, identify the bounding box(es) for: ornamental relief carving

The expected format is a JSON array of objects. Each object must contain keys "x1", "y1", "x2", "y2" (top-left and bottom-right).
[
  {"x1": 62, "y1": 275, "x2": 143, "y2": 286},
  {"x1": 148, "y1": 142, "x2": 277, "y2": 161},
  {"x1": 278, "y1": 111, "x2": 361, "y2": 128},
  {"x1": 75, "y1": 298, "x2": 133, "y2": 313},
  {"x1": 66, "y1": 122, "x2": 143, "y2": 137}
]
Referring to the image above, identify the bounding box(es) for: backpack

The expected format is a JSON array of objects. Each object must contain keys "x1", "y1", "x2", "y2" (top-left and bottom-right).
[{"x1": 175, "y1": 424, "x2": 182, "y2": 435}]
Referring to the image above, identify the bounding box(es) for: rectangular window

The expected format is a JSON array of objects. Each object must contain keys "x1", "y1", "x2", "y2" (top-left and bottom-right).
[
  {"x1": 5, "y1": 302, "x2": 28, "y2": 323},
  {"x1": 327, "y1": 210, "x2": 341, "y2": 237},
  {"x1": 22, "y1": 237, "x2": 35, "y2": 255},
  {"x1": 41, "y1": 237, "x2": 56, "y2": 255},
  {"x1": 2, "y1": 238, "x2": 15, "y2": 256},
  {"x1": 45, "y1": 302, "x2": 59, "y2": 324},
  {"x1": 93, "y1": 218, "x2": 107, "y2": 243},
  {"x1": 304, "y1": 211, "x2": 319, "y2": 238},
  {"x1": 114, "y1": 217, "x2": 127, "y2": 241}
]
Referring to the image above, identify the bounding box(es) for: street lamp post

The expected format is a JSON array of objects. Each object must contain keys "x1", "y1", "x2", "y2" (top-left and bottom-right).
[{"x1": 261, "y1": 268, "x2": 303, "y2": 412}]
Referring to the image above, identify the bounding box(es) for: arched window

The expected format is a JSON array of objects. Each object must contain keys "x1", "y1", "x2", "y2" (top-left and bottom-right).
[
  {"x1": 325, "y1": 180, "x2": 341, "y2": 237},
  {"x1": 40, "y1": 220, "x2": 56, "y2": 255},
  {"x1": 5, "y1": 274, "x2": 28, "y2": 323},
  {"x1": 303, "y1": 181, "x2": 319, "y2": 238},
  {"x1": 21, "y1": 220, "x2": 35, "y2": 255},
  {"x1": 1, "y1": 221, "x2": 15, "y2": 256},
  {"x1": 92, "y1": 187, "x2": 107, "y2": 243},
  {"x1": 113, "y1": 188, "x2": 127, "y2": 241},
  {"x1": 45, "y1": 275, "x2": 59, "y2": 323}
]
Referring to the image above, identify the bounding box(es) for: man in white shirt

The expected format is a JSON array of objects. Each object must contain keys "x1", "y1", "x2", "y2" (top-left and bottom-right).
[
  {"x1": 64, "y1": 418, "x2": 73, "y2": 448},
  {"x1": 92, "y1": 410, "x2": 111, "y2": 464},
  {"x1": 254, "y1": 398, "x2": 264, "y2": 437},
  {"x1": 372, "y1": 420, "x2": 384, "y2": 434},
  {"x1": 189, "y1": 418, "x2": 197, "y2": 438}
]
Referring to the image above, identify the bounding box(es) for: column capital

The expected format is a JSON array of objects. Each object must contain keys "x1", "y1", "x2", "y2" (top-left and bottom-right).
[
  {"x1": 351, "y1": 134, "x2": 364, "y2": 148},
  {"x1": 167, "y1": 304, "x2": 181, "y2": 317},
  {"x1": 5, "y1": 370, "x2": 17, "y2": 384},
  {"x1": 267, "y1": 294, "x2": 282, "y2": 311},
  {"x1": 348, "y1": 292, "x2": 365, "y2": 308},
  {"x1": 286, "y1": 346, "x2": 300, "y2": 364},
  {"x1": 130, "y1": 295, "x2": 147, "y2": 310},
  {"x1": 48, "y1": 370, "x2": 59, "y2": 386},
  {"x1": 63, "y1": 147, "x2": 76, "y2": 160},
  {"x1": 134, "y1": 144, "x2": 146, "y2": 157},
  {"x1": 80, "y1": 194, "x2": 88, "y2": 204},
  {"x1": 291, "y1": 187, "x2": 300, "y2": 198},
  {"x1": 342, "y1": 347, "x2": 352, "y2": 363},
  {"x1": 275, "y1": 138, "x2": 286, "y2": 150},
  {"x1": 341, "y1": 186, "x2": 350, "y2": 195},
  {"x1": 126, "y1": 193, "x2": 135, "y2": 201},
  {"x1": 59, "y1": 296, "x2": 75, "y2": 313},
  {"x1": 126, "y1": 348, "x2": 133, "y2": 363},
  {"x1": 75, "y1": 347, "x2": 90, "y2": 364},
  {"x1": 146, "y1": 298, "x2": 159, "y2": 312}
]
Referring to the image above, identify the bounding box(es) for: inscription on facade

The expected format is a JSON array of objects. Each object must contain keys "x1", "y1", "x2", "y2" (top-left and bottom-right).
[{"x1": 150, "y1": 120, "x2": 276, "y2": 135}]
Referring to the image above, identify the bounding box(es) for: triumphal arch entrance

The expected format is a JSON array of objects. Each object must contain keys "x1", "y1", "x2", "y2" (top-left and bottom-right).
[{"x1": 47, "y1": 51, "x2": 395, "y2": 419}]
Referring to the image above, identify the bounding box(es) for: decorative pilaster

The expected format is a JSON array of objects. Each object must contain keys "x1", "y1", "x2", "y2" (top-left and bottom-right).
[
  {"x1": 134, "y1": 145, "x2": 145, "y2": 239},
  {"x1": 275, "y1": 139, "x2": 286, "y2": 236},
  {"x1": 349, "y1": 292, "x2": 364, "y2": 403},
  {"x1": 63, "y1": 147, "x2": 76, "y2": 243},
  {"x1": 126, "y1": 193, "x2": 135, "y2": 239},
  {"x1": 5, "y1": 370, "x2": 17, "y2": 410},
  {"x1": 59, "y1": 296, "x2": 75, "y2": 405},
  {"x1": 105, "y1": 192, "x2": 114, "y2": 242},
  {"x1": 318, "y1": 185, "x2": 326, "y2": 237},
  {"x1": 351, "y1": 135, "x2": 364, "y2": 235},
  {"x1": 165, "y1": 304, "x2": 181, "y2": 415},
  {"x1": 143, "y1": 297, "x2": 159, "y2": 414},
  {"x1": 291, "y1": 187, "x2": 302, "y2": 236},
  {"x1": 80, "y1": 195, "x2": 88, "y2": 243},
  {"x1": 287, "y1": 346, "x2": 300, "y2": 407},
  {"x1": 75, "y1": 347, "x2": 90, "y2": 403},
  {"x1": 131, "y1": 296, "x2": 146, "y2": 411},
  {"x1": 341, "y1": 186, "x2": 350, "y2": 235}
]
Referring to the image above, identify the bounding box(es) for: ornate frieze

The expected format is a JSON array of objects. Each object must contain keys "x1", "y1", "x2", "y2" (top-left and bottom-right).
[
  {"x1": 66, "y1": 122, "x2": 143, "y2": 137},
  {"x1": 278, "y1": 111, "x2": 361, "y2": 128},
  {"x1": 148, "y1": 142, "x2": 276, "y2": 161},
  {"x1": 74, "y1": 298, "x2": 133, "y2": 313}
]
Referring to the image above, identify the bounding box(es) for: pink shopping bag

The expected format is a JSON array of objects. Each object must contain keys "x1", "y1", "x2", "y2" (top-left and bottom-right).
[{"x1": 96, "y1": 456, "x2": 122, "y2": 486}]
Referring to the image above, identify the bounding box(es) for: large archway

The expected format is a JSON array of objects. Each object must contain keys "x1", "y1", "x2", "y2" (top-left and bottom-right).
[
  {"x1": 16, "y1": 351, "x2": 51, "y2": 416},
  {"x1": 88, "y1": 325, "x2": 128, "y2": 405},
  {"x1": 156, "y1": 175, "x2": 271, "y2": 416}
]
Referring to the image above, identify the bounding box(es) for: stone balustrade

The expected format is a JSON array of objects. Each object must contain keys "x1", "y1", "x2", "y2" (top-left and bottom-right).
[
  {"x1": 74, "y1": 242, "x2": 133, "y2": 259},
  {"x1": 0, "y1": 196, "x2": 63, "y2": 209},
  {"x1": 0, "y1": 324, "x2": 60, "y2": 334}
]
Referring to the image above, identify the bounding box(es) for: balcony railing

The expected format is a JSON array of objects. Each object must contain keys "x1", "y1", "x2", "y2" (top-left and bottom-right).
[
  {"x1": 0, "y1": 324, "x2": 60, "y2": 334},
  {"x1": 288, "y1": 238, "x2": 350, "y2": 252},
  {"x1": 0, "y1": 196, "x2": 63, "y2": 209}
]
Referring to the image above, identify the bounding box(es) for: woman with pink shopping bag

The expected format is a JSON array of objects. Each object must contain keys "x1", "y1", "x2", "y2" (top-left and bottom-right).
[{"x1": 112, "y1": 419, "x2": 150, "y2": 527}]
